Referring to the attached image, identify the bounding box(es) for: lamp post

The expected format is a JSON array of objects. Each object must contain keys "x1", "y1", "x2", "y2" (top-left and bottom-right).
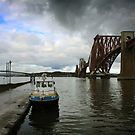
[
  {"x1": 6, "y1": 61, "x2": 12, "y2": 84},
  {"x1": 9, "y1": 60, "x2": 12, "y2": 84}
]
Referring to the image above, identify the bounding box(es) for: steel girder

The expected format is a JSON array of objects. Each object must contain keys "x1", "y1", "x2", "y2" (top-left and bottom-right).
[{"x1": 89, "y1": 35, "x2": 121, "y2": 74}]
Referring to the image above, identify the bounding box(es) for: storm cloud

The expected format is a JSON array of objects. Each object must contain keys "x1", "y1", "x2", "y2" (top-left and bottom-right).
[
  {"x1": 0, "y1": 0, "x2": 135, "y2": 72},
  {"x1": 47, "y1": 0, "x2": 135, "y2": 35},
  {"x1": 4, "y1": 0, "x2": 135, "y2": 34}
]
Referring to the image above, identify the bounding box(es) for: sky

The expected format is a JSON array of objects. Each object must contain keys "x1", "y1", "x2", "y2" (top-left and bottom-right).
[{"x1": 0, "y1": 0, "x2": 135, "y2": 73}]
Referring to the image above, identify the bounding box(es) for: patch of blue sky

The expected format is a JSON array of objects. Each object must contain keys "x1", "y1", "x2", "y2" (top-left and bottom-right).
[
  {"x1": 0, "y1": 2, "x2": 10, "y2": 17},
  {"x1": 27, "y1": 29, "x2": 50, "y2": 36},
  {"x1": 0, "y1": 19, "x2": 23, "y2": 31},
  {"x1": 0, "y1": 14, "x2": 5, "y2": 24},
  {"x1": 0, "y1": 19, "x2": 52, "y2": 40},
  {"x1": 0, "y1": 18, "x2": 32, "y2": 34}
]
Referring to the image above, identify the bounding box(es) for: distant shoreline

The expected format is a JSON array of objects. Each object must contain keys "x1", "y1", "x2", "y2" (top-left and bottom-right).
[{"x1": 0, "y1": 71, "x2": 119, "y2": 78}]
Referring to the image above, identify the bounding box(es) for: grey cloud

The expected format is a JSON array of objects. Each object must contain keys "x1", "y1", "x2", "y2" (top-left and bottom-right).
[
  {"x1": 46, "y1": 0, "x2": 135, "y2": 32},
  {"x1": 5, "y1": 0, "x2": 91, "y2": 30},
  {"x1": 2, "y1": 0, "x2": 135, "y2": 72},
  {"x1": 0, "y1": 41, "x2": 11, "y2": 53},
  {"x1": 47, "y1": 0, "x2": 91, "y2": 29},
  {"x1": 91, "y1": 0, "x2": 135, "y2": 13},
  {"x1": 24, "y1": 0, "x2": 47, "y2": 14},
  {"x1": 5, "y1": 0, "x2": 47, "y2": 15},
  {"x1": 7, "y1": 0, "x2": 135, "y2": 14},
  {"x1": 5, "y1": 0, "x2": 135, "y2": 33}
]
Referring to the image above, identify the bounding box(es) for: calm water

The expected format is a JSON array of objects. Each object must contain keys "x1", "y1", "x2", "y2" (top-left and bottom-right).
[
  {"x1": 16, "y1": 77, "x2": 135, "y2": 135},
  {"x1": 0, "y1": 76, "x2": 30, "y2": 84}
]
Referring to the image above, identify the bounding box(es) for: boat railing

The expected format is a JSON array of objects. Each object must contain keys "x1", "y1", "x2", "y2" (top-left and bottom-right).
[
  {"x1": 42, "y1": 90, "x2": 56, "y2": 94},
  {"x1": 34, "y1": 89, "x2": 55, "y2": 92},
  {"x1": 33, "y1": 89, "x2": 57, "y2": 94}
]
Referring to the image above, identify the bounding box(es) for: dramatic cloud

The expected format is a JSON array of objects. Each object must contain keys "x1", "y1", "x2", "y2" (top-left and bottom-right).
[{"x1": 0, "y1": 0, "x2": 135, "y2": 73}]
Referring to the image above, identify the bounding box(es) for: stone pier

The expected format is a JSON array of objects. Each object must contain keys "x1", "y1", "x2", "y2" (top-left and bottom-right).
[{"x1": 118, "y1": 31, "x2": 135, "y2": 80}]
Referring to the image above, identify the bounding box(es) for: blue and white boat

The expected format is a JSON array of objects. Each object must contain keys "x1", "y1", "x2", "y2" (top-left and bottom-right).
[{"x1": 29, "y1": 75, "x2": 59, "y2": 107}]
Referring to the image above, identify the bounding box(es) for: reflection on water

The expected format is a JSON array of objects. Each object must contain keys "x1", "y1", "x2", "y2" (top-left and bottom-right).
[
  {"x1": 120, "y1": 80, "x2": 135, "y2": 113},
  {"x1": 18, "y1": 106, "x2": 59, "y2": 135},
  {"x1": 90, "y1": 79, "x2": 112, "y2": 111},
  {"x1": 17, "y1": 78, "x2": 135, "y2": 135},
  {"x1": 30, "y1": 106, "x2": 59, "y2": 135}
]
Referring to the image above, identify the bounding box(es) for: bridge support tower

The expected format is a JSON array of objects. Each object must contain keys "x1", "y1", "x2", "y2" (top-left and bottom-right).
[
  {"x1": 75, "y1": 58, "x2": 87, "y2": 78},
  {"x1": 118, "y1": 31, "x2": 135, "y2": 80}
]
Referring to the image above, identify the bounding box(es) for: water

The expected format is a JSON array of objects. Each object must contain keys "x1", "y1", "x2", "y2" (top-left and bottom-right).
[
  {"x1": 0, "y1": 76, "x2": 30, "y2": 84},
  {"x1": 16, "y1": 77, "x2": 135, "y2": 135}
]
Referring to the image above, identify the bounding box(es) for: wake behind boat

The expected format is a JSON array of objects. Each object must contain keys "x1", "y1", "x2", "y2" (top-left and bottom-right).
[{"x1": 29, "y1": 75, "x2": 59, "y2": 107}]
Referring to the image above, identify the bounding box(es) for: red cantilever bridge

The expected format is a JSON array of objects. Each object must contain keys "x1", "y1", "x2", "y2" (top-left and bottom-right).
[{"x1": 75, "y1": 31, "x2": 135, "y2": 79}]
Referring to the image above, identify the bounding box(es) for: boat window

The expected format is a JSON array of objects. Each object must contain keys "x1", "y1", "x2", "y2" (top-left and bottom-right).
[
  {"x1": 36, "y1": 82, "x2": 40, "y2": 87},
  {"x1": 42, "y1": 82, "x2": 47, "y2": 87},
  {"x1": 48, "y1": 82, "x2": 53, "y2": 87}
]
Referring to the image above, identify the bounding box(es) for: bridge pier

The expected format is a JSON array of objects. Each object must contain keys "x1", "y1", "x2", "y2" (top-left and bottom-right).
[
  {"x1": 100, "y1": 75, "x2": 110, "y2": 79},
  {"x1": 118, "y1": 31, "x2": 135, "y2": 80},
  {"x1": 89, "y1": 74, "x2": 110, "y2": 79},
  {"x1": 75, "y1": 58, "x2": 88, "y2": 78},
  {"x1": 89, "y1": 74, "x2": 96, "y2": 79}
]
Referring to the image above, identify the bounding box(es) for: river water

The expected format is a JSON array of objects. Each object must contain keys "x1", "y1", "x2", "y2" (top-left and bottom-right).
[
  {"x1": 0, "y1": 76, "x2": 30, "y2": 84},
  {"x1": 15, "y1": 77, "x2": 135, "y2": 135}
]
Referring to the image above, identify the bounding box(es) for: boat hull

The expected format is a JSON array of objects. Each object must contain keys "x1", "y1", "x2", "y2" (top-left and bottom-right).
[{"x1": 29, "y1": 96, "x2": 59, "y2": 107}]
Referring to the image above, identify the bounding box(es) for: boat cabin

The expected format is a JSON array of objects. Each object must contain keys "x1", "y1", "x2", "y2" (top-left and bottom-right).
[
  {"x1": 36, "y1": 80, "x2": 54, "y2": 87},
  {"x1": 34, "y1": 79, "x2": 56, "y2": 95}
]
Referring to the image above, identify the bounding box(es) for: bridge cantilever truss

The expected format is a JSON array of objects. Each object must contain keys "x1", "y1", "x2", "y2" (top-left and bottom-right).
[
  {"x1": 75, "y1": 33, "x2": 135, "y2": 77},
  {"x1": 89, "y1": 35, "x2": 121, "y2": 74}
]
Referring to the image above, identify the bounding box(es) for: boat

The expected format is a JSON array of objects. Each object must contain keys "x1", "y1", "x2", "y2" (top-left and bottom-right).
[{"x1": 29, "y1": 74, "x2": 59, "y2": 107}]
